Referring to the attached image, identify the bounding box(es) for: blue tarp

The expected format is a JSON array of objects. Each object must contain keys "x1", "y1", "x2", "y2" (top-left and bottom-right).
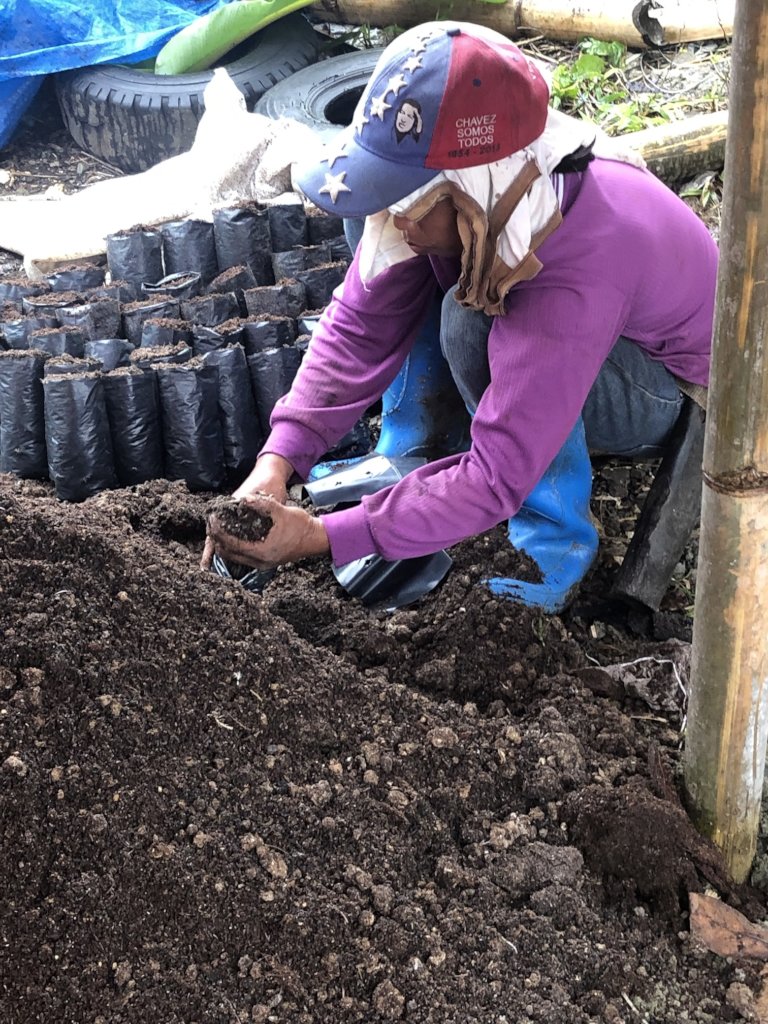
[{"x1": 0, "y1": 0, "x2": 228, "y2": 148}]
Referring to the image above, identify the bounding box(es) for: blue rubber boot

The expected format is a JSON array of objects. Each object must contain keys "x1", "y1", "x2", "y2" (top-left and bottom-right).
[
  {"x1": 309, "y1": 295, "x2": 469, "y2": 482},
  {"x1": 485, "y1": 418, "x2": 599, "y2": 613},
  {"x1": 376, "y1": 293, "x2": 470, "y2": 460}
]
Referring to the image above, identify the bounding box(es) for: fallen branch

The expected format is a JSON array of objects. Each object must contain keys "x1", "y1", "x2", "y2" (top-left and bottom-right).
[
  {"x1": 629, "y1": 110, "x2": 728, "y2": 183},
  {"x1": 308, "y1": 0, "x2": 734, "y2": 49}
]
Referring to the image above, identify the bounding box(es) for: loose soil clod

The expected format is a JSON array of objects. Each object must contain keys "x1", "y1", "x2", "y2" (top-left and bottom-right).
[{"x1": 207, "y1": 495, "x2": 274, "y2": 542}]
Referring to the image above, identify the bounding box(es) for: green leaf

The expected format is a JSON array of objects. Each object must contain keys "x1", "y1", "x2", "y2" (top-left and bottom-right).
[
  {"x1": 155, "y1": 0, "x2": 315, "y2": 75},
  {"x1": 571, "y1": 52, "x2": 606, "y2": 80}
]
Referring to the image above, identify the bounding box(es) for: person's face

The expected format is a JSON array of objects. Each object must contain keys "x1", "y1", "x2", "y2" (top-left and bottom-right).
[
  {"x1": 396, "y1": 104, "x2": 417, "y2": 133},
  {"x1": 392, "y1": 198, "x2": 462, "y2": 258}
]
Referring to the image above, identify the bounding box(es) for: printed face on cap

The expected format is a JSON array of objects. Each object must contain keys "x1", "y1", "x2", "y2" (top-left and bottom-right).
[{"x1": 294, "y1": 21, "x2": 550, "y2": 219}]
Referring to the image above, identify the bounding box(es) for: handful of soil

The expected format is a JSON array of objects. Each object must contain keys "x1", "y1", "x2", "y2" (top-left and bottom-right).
[{"x1": 207, "y1": 496, "x2": 274, "y2": 544}]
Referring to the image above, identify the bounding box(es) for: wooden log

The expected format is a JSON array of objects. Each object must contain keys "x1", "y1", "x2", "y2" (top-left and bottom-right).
[
  {"x1": 683, "y1": 0, "x2": 768, "y2": 884},
  {"x1": 309, "y1": 0, "x2": 734, "y2": 48},
  {"x1": 629, "y1": 110, "x2": 728, "y2": 183}
]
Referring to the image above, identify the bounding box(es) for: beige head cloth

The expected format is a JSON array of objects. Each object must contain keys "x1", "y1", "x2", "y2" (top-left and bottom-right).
[{"x1": 358, "y1": 108, "x2": 638, "y2": 316}]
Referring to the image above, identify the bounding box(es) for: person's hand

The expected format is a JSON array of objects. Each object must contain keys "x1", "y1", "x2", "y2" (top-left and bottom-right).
[
  {"x1": 206, "y1": 493, "x2": 329, "y2": 570},
  {"x1": 200, "y1": 453, "x2": 294, "y2": 569}
]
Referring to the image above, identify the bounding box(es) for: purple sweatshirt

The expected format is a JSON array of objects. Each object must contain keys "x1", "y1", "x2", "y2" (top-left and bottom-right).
[{"x1": 265, "y1": 158, "x2": 718, "y2": 566}]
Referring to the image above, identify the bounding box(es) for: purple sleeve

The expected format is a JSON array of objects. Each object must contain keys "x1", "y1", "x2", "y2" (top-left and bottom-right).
[
  {"x1": 263, "y1": 249, "x2": 439, "y2": 479},
  {"x1": 322, "y1": 277, "x2": 629, "y2": 565}
]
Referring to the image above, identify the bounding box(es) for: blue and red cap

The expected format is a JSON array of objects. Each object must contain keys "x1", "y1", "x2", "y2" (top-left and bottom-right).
[{"x1": 294, "y1": 21, "x2": 550, "y2": 219}]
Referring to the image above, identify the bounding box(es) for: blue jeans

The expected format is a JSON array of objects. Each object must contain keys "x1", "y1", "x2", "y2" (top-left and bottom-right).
[
  {"x1": 439, "y1": 284, "x2": 683, "y2": 457},
  {"x1": 343, "y1": 219, "x2": 683, "y2": 457}
]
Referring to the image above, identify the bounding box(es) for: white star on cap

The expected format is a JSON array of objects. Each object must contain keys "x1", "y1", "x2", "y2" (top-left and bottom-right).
[
  {"x1": 369, "y1": 94, "x2": 392, "y2": 120},
  {"x1": 318, "y1": 171, "x2": 351, "y2": 204},
  {"x1": 321, "y1": 138, "x2": 347, "y2": 170},
  {"x1": 385, "y1": 73, "x2": 407, "y2": 97},
  {"x1": 403, "y1": 55, "x2": 423, "y2": 73},
  {"x1": 411, "y1": 39, "x2": 428, "y2": 55}
]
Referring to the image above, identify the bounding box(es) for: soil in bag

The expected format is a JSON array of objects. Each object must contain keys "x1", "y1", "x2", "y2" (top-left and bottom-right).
[
  {"x1": 142, "y1": 272, "x2": 202, "y2": 301},
  {"x1": 122, "y1": 297, "x2": 180, "y2": 345},
  {"x1": 45, "y1": 263, "x2": 106, "y2": 293},
  {"x1": 271, "y1": 243, "x2": 332, "y2": 282},
  {"x1": 1, "y1": 311, "x2": 59, "y2": 349},
  {"x1": 212, "y1": 203, "x2": 273, "y2": 284},
  {"x1": 0, "y1": 277, "x2": 48, "y2": 311},
  {"x1": 242, "y1": 316, "x2": 296, "y2": 355},
  {"x1": 84, "y1": 339, "x2": 135, "y2": 371},
  {"x1": 180, "y1": 291, "x2": 239, "y2": 328},
  {"x1": 192, "y1": 319, "x2": 246, "y2": 357},
  {"x1": 56, "y1": 295, "x2": 122, "y2": 341},
  {"x1": 44, "y1": 355, "x2": 101, "y2": 377},
  {"x1": 307, "y1": 210, "x2": 345, "y2": 245},
  {"x1": 294, "y1": 262, "x2": 347, "y2": 309},
  {"x1": 243, "y1": 280, "x2": 306, "y2": 319},
  {"x1": 23, "y1": 290, "x2": 83, "y2": 319},
  {"x1": 130, "y1": 342, "x2": 193, "y2": 370},
  {"x1": 43, "y1": 371, "x2": 117, "y2": 501},
  {"x1": 106, "y1": 280, "x2": 141, "y2": 304},
  {"x1": 161, "y1": 219, "x2": 218, "y2": 286},
  {"x1": 267, "y1": 199, "x2": 308, "y2": 253},
  {"x1": 103, "y1": 366, "x2": 164, "y2": 485},
  {"x1": 156, "y1": 358, "x2": 225, "y2": 491},
  {"x1": 247, "y1": 342, "x2": 303, "y2": 435},
  {"x1": 0, "y1": 349, "x2": 49, "y2": 478},
  {"x1": 203, "y1": 344, "x2": 262, "y2": 484},
  {"x1": 106, "y1": 225, "x2": 164, "y2": 288},
  {"x1": 29, "y1": 327, "x2": 85, "y2": 358},
  {"x1": 141, "y1": 317, "x2": 193, "y2": 349},
  {"x1": 207, "y1": 265, "x2": 257, "y2": 315}
]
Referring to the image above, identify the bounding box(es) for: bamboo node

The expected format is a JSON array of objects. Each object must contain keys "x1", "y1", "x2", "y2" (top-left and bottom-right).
[{"x1": 703, "y1": 467, "x2": 768, "y2": 496}]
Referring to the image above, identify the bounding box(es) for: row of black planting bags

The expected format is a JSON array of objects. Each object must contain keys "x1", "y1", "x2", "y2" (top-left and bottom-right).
[{"x1": 0, "y1": 202, "x2": 369, "y2": 501}]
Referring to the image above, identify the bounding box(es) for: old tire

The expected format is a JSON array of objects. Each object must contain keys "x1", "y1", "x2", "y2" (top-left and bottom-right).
[
  {"x1": 253, "y1": 47, "x2": 382, "y2": 142},
  {"x1": 55, "y1": 14, "x2": 324, "y2": 175}
]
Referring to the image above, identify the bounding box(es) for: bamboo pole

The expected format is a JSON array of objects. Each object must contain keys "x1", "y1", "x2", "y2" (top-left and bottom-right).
[
  {"x1": 683, "y1": 0, "x2": 768, "y2": 884},
  {"x1": 309, "y1": 0, "x2": 734, "y2": 48}
]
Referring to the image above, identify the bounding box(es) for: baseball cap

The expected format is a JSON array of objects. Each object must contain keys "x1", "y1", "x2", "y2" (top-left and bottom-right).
[{"x1": 294, "y1": 21, "x2": 550, "y2": 219}]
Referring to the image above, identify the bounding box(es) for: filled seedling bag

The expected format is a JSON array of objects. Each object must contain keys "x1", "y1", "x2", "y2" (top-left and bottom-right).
[
  {"x1": 45, "y1": 263, "x2": 106, "y2": 293},
  {"x1": 156, "y1": 358, "x2": 225, "y2": 491},
  {"x1": 207, "y1": 265, "x2": 257, "y2": 315},
  {"x1": 84, "y1": 339, "x2": 135, "y2": 371},
  {"x1": 130, "y1": 343, "x2": 193, "y2": 369},
  {"x1": 56, "y1": 295, "x2": 122, "y2": 341},
  {"x1": 0, "y1": 278, "x2": 48, "y2": 311},
  {"x1": 180, "y1": 291, "x2": 239, "y2": 327},
  {"x1": 161, "y1": 218, "x2": 218, "y2": 285},
  {"x1": 140, "y1": 317, "x2": 193, "y2": 349},
  {"x1": 192, "y1": 319, "x2": 246, "y2": 356},
  {"x1": 0, "y1": 349, "x2": 48, "y2": 478},
  {"x1": 44, "y1": 355, "x2": 101, "y2": 377},
  {"x1": 29, "y1": 327, "x2": 85, "y2": 358},
  {"x1": 271, "y1": 243, "x2": 331, "y2": 282},
  {"x1": 247, "y1": 341, "x2": 303, "y2": 435},
  {"x1": 1, "y1": 313, "x2": 58, "y2": 349},
  {"x1": 306, "y1": 211, "x2": 345, "y2": 245},
  {"x1": 106, "y1": 226, "x2": 164, "y2": 288},
  {"x1": 212, "y1": 203, "x2": 272, "y2": 283},
  {"x1": 242, "y1": 316, "x2": 296, "y2": 354},
  {"x1": 122, "y1": 297, "x2": 180, "y2": 345},
  {"x1": 267, "y1": 198, "x2": 308, "y2": 253},
  {"x1": 103, "y1": 367, "x2": 165, "y2": 486},
  {"x1": 142, "y1": 271, "x2": 202, "y2": 301},
  {"x1": 43, "y1": 371, "x2": 117, "y2": 501},
  {"x1": 243, "y1": 280, "x2": 306, "y2": 319},
  {"x1": 203, "y1": 344, "x2": 261, "y2": 483}
]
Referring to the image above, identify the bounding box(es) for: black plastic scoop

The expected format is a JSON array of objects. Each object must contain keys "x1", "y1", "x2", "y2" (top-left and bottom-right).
[{"x1": 305, "y1": 453, "x2": 452, "y2": 611}]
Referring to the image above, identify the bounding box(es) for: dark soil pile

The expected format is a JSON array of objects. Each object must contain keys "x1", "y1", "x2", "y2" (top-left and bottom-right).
[{"x1": 1, "y1": 475, "x2": 765, "y2": 1024}]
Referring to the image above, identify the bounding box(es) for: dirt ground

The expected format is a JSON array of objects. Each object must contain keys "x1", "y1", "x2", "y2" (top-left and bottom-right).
[{"x1": 2, "y1": 75, "x2": 768, "y2": 1024}]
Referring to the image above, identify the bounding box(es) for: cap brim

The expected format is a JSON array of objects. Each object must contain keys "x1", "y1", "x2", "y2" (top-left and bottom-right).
[{"x1": 293, "y1": 125, "x2": 440, "y2": 220}]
